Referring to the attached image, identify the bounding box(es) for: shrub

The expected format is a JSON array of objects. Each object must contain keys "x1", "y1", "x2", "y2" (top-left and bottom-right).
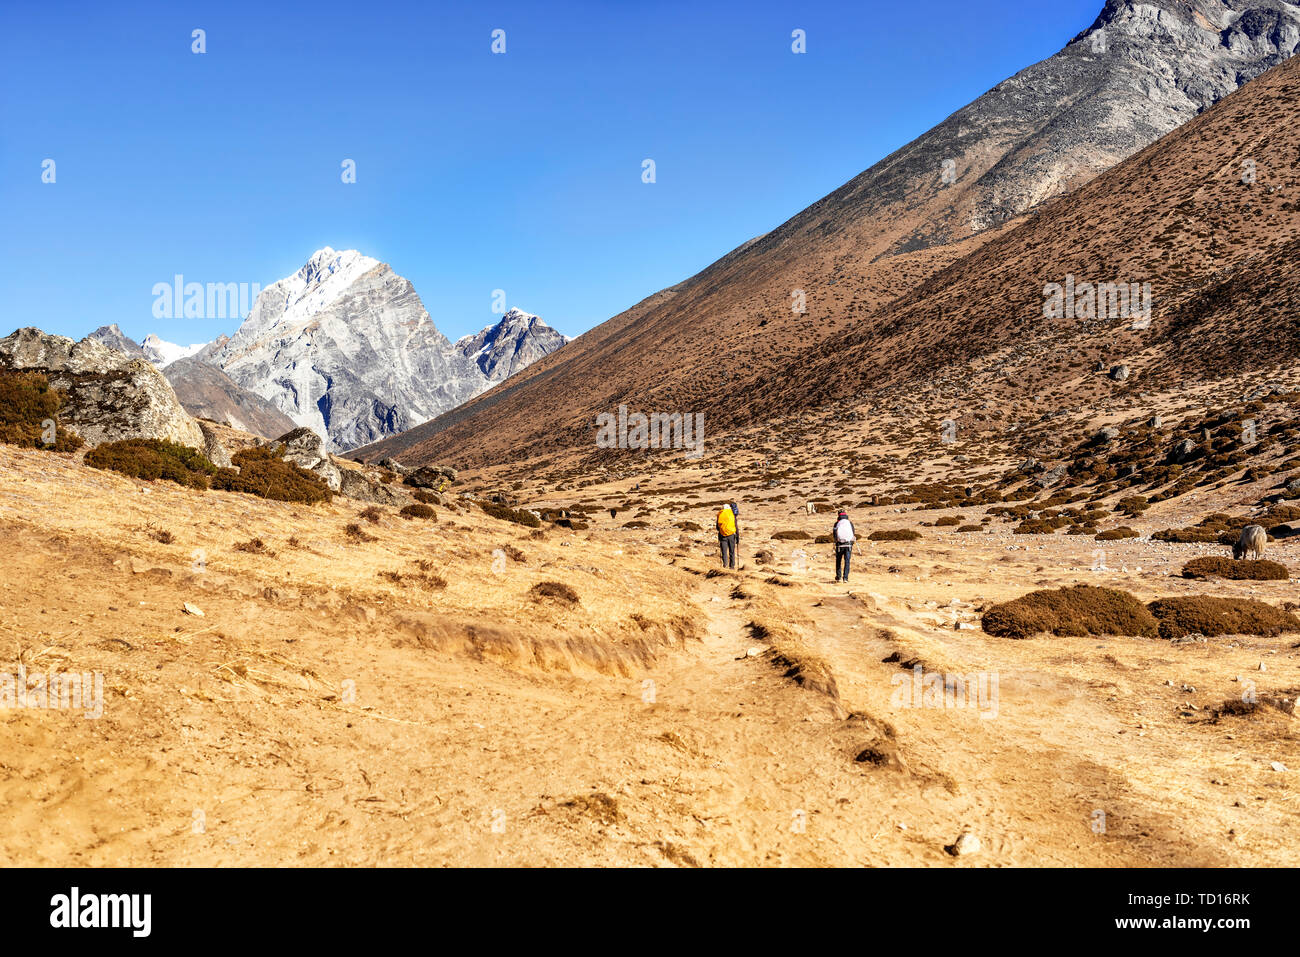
[
  {"x1": 344, "y1": 523, "x2": 375, "y2": 542},
  {"x1": 400, "y1": 503, "x2": 436, "y2": 521},
  {"x1": 1116, "y1": 496, "x2": 1150, "y2": 517},
  {"x1": 1148, "y1": 597, "x2": 1300, "y2": 640},
  {"x1": 982, "y1": 585, "x2": 1159, "y2": 639},
  {"x1": 529, "y1": 581, "x2": 579, "y2": 605},
  {"x1": 1153, "y1": 513, "x2": 1243, "y2": 544},
  {"x1": 413, "y1": 490, "x2": 438, "y2": 505},
  {"x1": 358, "y1": 506, "x2": 382, "y2": 523},
  {"x1": 213, "y1": 446, "x2": 332, "y2": 503},
  {"x1": 772, "y1": 530, "x2": 811, "y2": 540},
  {"x1": 0, "y1": 371, "x2": 83, "y2": 451},
  {"x1": 86, "y1": 438, "x2": 217, "y2": 489},
  {"x1": 234, "y1": 538, "x2": 275, "y2": 556},
  {"x1": 957, "y1": 525, "x2": 983, "y2": 533},
  {"x1": 934, "y1": 516, "x2": 962, "y2": 527},
  {"x1": 814, "y1": 534, "x2": 833, "y2": 544},
  {"x1": 1096, "y1": 527, "x2": 1140, "y2": 541},
  {"x1": 868, "y1": 529, "x2": 922, "y2": 542},
  {"x1": 480, "y1": 501, "x2": 541, "y2": 527},
  {"x1": 1181, "y1": 557, "x2": 1290, "y2": 581}
]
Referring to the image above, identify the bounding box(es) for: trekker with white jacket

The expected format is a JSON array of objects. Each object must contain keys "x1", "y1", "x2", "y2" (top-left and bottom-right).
[{"x1": 832, "y1": 510, "x2": 856, "y2": 583}]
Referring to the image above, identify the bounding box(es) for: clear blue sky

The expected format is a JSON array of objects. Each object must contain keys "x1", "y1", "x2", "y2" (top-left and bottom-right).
[{"x1": 0, "y1": 0, "x2": 1103, "y2": 346}]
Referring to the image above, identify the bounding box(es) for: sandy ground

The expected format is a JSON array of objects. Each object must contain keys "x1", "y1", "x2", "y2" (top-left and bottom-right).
[{"x1": 0, "y1": 442, "x2": 1297, "y2": 866}]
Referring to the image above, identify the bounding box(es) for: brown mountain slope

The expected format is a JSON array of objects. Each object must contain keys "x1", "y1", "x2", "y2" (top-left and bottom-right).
[
  {"x1": 743, "y1": 50, "x2": 1300, "y2": 427},
  {"x1": 360, "y1": 0, "x2": 1299, "y2": 470}
]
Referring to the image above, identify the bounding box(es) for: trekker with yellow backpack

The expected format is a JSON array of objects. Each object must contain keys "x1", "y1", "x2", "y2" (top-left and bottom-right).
[{"x1": 716, "y1": 501, "x2": 738, "y2": 569}]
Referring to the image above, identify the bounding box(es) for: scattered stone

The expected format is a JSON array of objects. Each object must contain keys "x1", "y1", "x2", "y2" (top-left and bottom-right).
[
  {"x1": 182, "y1": 602, "x2": 205, "y2": 617},
  {"x1": 946, "y1": 830, "x2": 982, "y2": 857}
]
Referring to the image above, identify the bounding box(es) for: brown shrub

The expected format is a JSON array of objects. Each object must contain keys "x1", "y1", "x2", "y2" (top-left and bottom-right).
[
  {"x1": 0, "y1": 370, "x2": 83, "y2": 451},
  {"x1": 1152, "y1": 513, "x2": 1242, "y2": 544},
  {"x1": 982, "y1": 585, "x2": 1159, "y2": 639},
  {"x1": 358, "y1": 506, "x2": 382, "y2": 523},
  {"x1": 86, "y1": 438, "x2": 217, "y2": 489},
  {"x1": 1182, "y1": 557, "x2": 1289, "y2": 581},
  {"x1": 868, "y1": 529, "x2": 922, "y2": 542},
  {"x1": 772, "y1": 530, "x2": 811, "y2": 540},
  {"x1": 1147, "y1": 597, "x2": 1300, "y2": 640},
  {"x1": 344, "y1": 523, "x2": 375, "y2": 542},
  {"x1": 529, "y1": 581, "x2": 580, "y2": 605},
  {"x1": 213, "y1": 446, "x2": 332, "y2": 503},
  {"x1": 413, "y1": 490, "x2": 438, "y2": 504},
  {"x1": 1096, "y1": 527, "x2": 1140, "y2": 541},
  {"x1": 480, "y1": 501, "x2": 541, "y2": 527},
  {"x1": 234, "y1": 538, "x2": 274, "y2": 556},
  {"x1": 957, "y1": 525, "x2": 983, "y2": 533},
  {"x1": 400, "y1": 503, "x2": 436, "y2": 520}
]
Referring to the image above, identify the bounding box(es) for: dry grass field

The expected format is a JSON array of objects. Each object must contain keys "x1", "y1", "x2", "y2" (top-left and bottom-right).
[{"x1": 3, "y1": 415, "x2": 1298, "y2": 866}]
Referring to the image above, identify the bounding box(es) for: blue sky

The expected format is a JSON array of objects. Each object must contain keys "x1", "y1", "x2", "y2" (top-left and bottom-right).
[{"x1": 0, "y1": 0, "x2": 1103, "y2": 345}]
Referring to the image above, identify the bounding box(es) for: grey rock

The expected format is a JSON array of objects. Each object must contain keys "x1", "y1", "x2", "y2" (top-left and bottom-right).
[
  {"x1": 1109, "y1": 365, "x2": 1131, "y2": 381},
  {"x1": 946, "y1": 831, "x2": 982, "y2": 857},
  {"x1": 1170, "y1": 438, "x2": 1198, "y2": 463},
  {"x1": 338, "y1": 468, "x2": 413, "y2": 506},
  {"x1": 0, "y1": 327, "x2": 203, "y2": 449},
  {"x1": 195, "y1": 420, "x2": 232, "y2": 468},
  {"x1": 406, "y1": 465, "x2": 457, "y2": 488},
  {"x1": 274, "y1": 427, "x2": 342, "y2": 492},
  {"x1": 1036, "y1": 464, "x2": 1070, "y2": 488}
]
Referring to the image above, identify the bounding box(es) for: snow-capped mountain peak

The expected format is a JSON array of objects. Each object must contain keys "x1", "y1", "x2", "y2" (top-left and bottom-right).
[
  {"x1": 140, "y1": 333, "x2": 205, "y2": 367},
  {"x1": 201, "y1": 249, "x2": 569, "y2": 450}
]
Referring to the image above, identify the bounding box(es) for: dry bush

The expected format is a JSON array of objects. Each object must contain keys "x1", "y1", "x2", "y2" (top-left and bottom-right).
[
  {"x1": 1148, "y1": 597, "x2": 1300, "y2": 640},
  {"x1": 213, "y1": 446, "x2": 332, "y2": 503},
  {"x1": 868, "y1": 529, "x2": 922, "y2": 542},
  {"x1": 86, "y1": 438, "x2": 217, "y2": 489},
  {"x1": 234, "y1": 538, "x2": 274, "y2": 556},
  {"x1": 358, "y1": 506, "x2": 382, "y2": 523},
  {"x1": 957, "y1": 524, "x2": 983, "y2": 533},
  {"x1": 344, "y1": 523, "x2": 375, "y2": 542},
  {"x1": 480, "y1": 501, "x2": 541, "y2": 527},
  {"x1": 400, "y1": 503, "x2": 436, "y2": 521},
  {"x1": 1182, "y1": 557, "x2": 1289, "y2": 581},
  {"x1": 1153, "y1": 513, "x2": 1243, "y2": 544},
  {"x1": 934, "y1": 516, "x2": 962, "y2": 527},
  {"x1": 1096, "y1": 527, "x2": 1140, "y2": 541},
  {"x1": 772, "y1": 530, "x2": 811, "y2": 540},
  {"x1": 982, "y1": 585, "x2": 1159, "y2": 639},
  {"x1": 529, "y1": 581, "x2": 580, "y2": 605},
  {"x1": 0, "y1": 371, "x2": 82, "y2": 450},
  {"x1": 498, "y1": 544, "x2": 526, "y2": 563},
  {"x1": 413, "y1": 490, "x2": 438, "y2": 504}
]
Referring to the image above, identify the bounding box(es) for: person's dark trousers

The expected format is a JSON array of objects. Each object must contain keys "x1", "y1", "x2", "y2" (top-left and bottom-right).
[
  {"x1": 835, "y1": 545, "x2": 852, "y2": 581},
  {"x1": 719, "y1": 533, "x2": 737, "y2": 569}
]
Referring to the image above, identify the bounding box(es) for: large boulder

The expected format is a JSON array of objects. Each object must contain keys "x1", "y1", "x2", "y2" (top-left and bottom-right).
[
  {"x1": 338, "y1": 468, "x2": 414, "y2": 506},
  {"x1": 406, "y1": 465, "x2": 457, "y2": 488},
  {"x1": 0, "y1": 327, "x2": 203, "y2": 448},
  {"x1": 195, "y1": 420, "x2": 232, "y2": 468},
  {"x1": 274, "y1": 427, "x2": 342, "y2": 491}
]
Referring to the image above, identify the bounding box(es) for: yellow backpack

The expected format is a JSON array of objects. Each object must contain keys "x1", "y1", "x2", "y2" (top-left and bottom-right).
[{"x1": 716, "y1": 506, "x2": 736, "y2": 537}]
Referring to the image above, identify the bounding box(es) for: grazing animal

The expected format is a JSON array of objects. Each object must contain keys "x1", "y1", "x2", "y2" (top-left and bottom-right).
[{"x1": 1233, "y1": 525, "x2": 1267, "y2": 561}]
